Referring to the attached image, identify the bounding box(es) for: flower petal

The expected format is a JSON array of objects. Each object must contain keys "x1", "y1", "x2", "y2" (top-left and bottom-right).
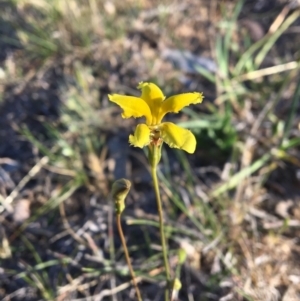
[
  {"x1": 137, "y1": 82, "x2": 165, "y2": 124},
  {"x1": 159, "y1": 92, "x2": 203, "y2": 121},
  {"x1": 108, "y1": 94, "x2": 152, "y2": 124},
  {"x1": 160, "y1": 122, "x2": 196, "y2": 153},
  {"x1": 129, "y1": 124, "x2": 151, "y2": 148}
]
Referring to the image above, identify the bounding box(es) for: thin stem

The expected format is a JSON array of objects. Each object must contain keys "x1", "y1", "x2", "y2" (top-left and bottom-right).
[
  {"x1": 108, "y1": 203, "x2": 117, "y2": 301},
  {"x1": 150, "y1": 164, "x2": 171, "y2": 301},
  {"x1": 116, "y1": 214, "x2": 142, "y2": 301}
]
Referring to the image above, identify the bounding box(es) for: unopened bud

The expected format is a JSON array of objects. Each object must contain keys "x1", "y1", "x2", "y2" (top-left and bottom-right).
[
  {"x1": 111, "y1": 178, "x2": 131, "y2": 214},
  {"x1": 178, "y1": 248, "x2": 187, "y2": 264},
  {"x1": 169, "y1": 278, "x2": 182, "y2": 291},
  {"x1": 169, "y1": 278, "x2": 182, "y2": 300}
]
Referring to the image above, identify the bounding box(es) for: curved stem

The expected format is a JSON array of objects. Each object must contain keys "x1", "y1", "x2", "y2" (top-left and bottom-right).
[
  {"x1": 150, "y1": 165, "x2": 171, "y2": 301},
  {"x1": 116, "y1": 214, "x2": 142, "y2": 301}
]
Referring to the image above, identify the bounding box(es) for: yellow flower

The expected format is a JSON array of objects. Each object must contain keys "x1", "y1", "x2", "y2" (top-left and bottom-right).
[{"x1": 108, "y1": 82, "x2": 203, "y2": 153}]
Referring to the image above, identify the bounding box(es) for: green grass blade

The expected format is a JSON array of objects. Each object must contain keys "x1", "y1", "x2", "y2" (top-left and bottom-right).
[
  {"x1": 212, "y1": 153, "x2": 271, "y2": 197},
  {"x1": 281, "y1": 77, "x2": 300, "y2": 144},
  {"x1": 255, "y1": 10, "x2": 300, "y2": 67}
]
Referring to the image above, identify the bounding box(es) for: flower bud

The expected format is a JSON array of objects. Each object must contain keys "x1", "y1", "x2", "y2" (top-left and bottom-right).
[
  {"x1": 111, "y1": 178, "x2": 131, "y2": 214},
  {"x1": 169, "y1": 278, "x2": 182, "y2": 300},
  {"x1": 178, "y1": 248, "x2": 187, "y2": 265}
]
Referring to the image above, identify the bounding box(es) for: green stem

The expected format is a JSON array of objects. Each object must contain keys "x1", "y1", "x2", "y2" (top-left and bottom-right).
[
  {"x1": 150, "y1": 164, "x2": 171, "y2": 301},
  {"x1": 117, "y1": 214, "x2": 142, "y2": 301}
]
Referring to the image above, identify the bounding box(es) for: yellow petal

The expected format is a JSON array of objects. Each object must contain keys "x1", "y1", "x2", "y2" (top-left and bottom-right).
[
  {"x1": 137, "y1": 82, "x2": 165, "y2": 125},
  {"x1": 160, "y1": 122, "x2": 196, "y2": 153},
  {"x1": 159, "y1": 92, "x2": 203, "y2": 121},
  {"x1": 108, "y1": 94, "x2": 152, "y2": 125},
  {"x1": 129, "y1": 124, "x2": 151, "y2": 148}
]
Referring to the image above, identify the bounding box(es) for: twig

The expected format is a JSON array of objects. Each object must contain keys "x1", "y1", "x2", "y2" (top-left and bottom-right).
[{"x1": 0, "y1": 156, "x2": 49, "y2": 213}]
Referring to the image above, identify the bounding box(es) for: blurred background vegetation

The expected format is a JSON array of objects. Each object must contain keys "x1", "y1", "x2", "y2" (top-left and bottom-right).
[{"x1": 0, "y1": 0, "x2": 300, "y2": 300}]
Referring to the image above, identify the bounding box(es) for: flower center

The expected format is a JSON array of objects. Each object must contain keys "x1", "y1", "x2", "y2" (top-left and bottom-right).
[{"x1": 149, "y1": 126, "x2": 163, "y2": 146}]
